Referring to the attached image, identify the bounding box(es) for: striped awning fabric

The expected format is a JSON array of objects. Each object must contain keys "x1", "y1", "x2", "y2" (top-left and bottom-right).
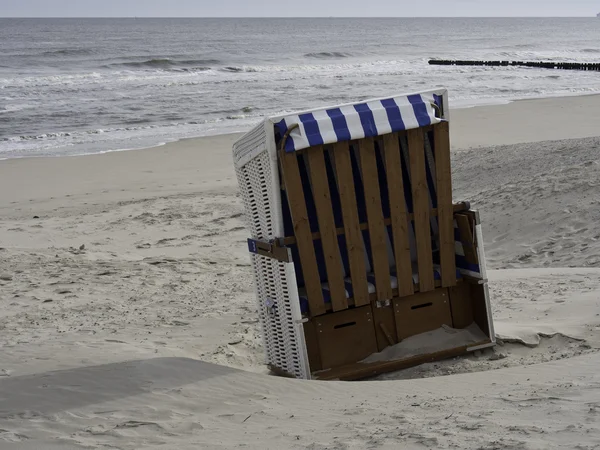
[{"x1": 274, "y1": 90, "x2": 445, "y2": 153}]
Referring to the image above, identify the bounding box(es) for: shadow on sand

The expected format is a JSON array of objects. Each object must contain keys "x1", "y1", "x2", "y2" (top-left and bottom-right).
[{"x1": 0, "y1": 357, "x2": 239, "y2": 418}]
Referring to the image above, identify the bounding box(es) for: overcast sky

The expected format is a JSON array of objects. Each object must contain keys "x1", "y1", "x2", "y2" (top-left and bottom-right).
[{"x1": 0, "y1": 0, "x2": 598, "y2": 18}]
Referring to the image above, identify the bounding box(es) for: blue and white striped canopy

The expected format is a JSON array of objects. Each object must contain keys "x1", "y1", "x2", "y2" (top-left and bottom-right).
[{"x1": 273, "y1": 90, "x2": 446, "y2": 153}]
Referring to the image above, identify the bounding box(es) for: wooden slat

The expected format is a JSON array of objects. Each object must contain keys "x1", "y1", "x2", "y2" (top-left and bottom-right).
[
  {"x1": 278, "y1": 150, "x2": 326, "y2": 316},
  {"x1": 314, "y1": 306, "x2": 378, "y2": 370},
  {"x1": 407, "y1": 128, "x2": 435, "y2": 292},
  {"x1": 320, "y1": 279, "x2": 452, "y2": 314},
  {"x1": 471, "y1": 282, "x2": 491, "y2": 338},
  {"x1": 281, "y1": 202, "x2": 471, "y2": 245},
  {"x1": 358, "y1": 137, "x2": 393, "y2": 300},
  {"x1": 303, "y1": 321, "x2": 322, "y2": 372},
  {"x1": 306, "y1": 146, "x2": 348, "y2": 311},
  {"x1": 456, "y1": 213, "x2": 479, "y2": 265},
  {"x1": 448, "y1": 282, "x2": 474, "y2": 329},
  {"x1": 372, "y1": 304, "x2": 397, "y2": 351},
  {"x1": 332, "y1": 142, "x2": 369, "y2": 307},
  {"x1": 382, "y1": 133, "x2": 414, "y2": 298},
  {"x1": 393, "y1": 288, "x2": 452, "y2": 341},
  {"x1": 433, "y1": 122, "x2": 457, "y2": 288}
]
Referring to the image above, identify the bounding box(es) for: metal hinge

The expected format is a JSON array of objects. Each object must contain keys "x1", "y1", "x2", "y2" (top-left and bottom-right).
[{"x1": 247, "y1": 238, "x2": 292, "y2": 263}]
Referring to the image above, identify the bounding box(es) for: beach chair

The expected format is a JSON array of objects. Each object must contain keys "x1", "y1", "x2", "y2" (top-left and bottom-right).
[{"x1": 233, "y1": 88, "x2": 495, "y2": 380}]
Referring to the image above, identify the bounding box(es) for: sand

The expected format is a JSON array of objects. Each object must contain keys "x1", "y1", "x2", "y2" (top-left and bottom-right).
[
  {"x1": 451, "y1": 93, "x2": 600, "y2": 149},
  {"x1": 1, "y1": 94, "x2": 600, "y2": 449},
  {"x1": 361, "y1": 323, "x2": 490, "y2": 364}
]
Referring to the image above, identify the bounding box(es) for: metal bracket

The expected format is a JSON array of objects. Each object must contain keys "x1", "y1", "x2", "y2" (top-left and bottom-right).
[
  {"x1": 247, "y1": 238, "x2": 292, "y2": 263},
  {"x1": 375, "y1": 299, "x2": 392, "y2": 308},
  {"x1": 453, "y1": 200, "x2": 471, "y2": 212},
  {"x1": 265, "y1": 297, "x2": 277, "y2": 315}
]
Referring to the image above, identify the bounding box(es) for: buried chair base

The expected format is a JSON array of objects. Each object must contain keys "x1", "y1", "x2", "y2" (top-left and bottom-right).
[
  {"x1": 301, "y1": 280, "x2": 494, "y2": 381},
  {"x1": 269, "y1": 336, "x2": 493, "y2": 381},
  {"x1": 312, "y1": 337, "x2": 493, "y2": 381}
]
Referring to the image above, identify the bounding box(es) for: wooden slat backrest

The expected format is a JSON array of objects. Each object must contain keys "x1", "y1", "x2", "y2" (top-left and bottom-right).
[
  {"x1": 432, "y1": 122, "x2": 457, "y2": 288},
  {"x1": 306, "y1": 146, "x2": 348, "y2": 311},
  {"x1": 358, "y1": 137, "x2": 393, "y2": 301},
  {"x1": 279, "y1": 122, "x2": 458, "y2": 316},
  {"x1": 332, "y1": 142, "x2": 370, "y2": 307},
  {"x1": 279, "y1": 149, "x2": 326, "y2": 316},
  {"x1": 282, "y1": 201, "x2": 469, "y2": 246},
  {"x1": 382, "y1": 133, "x2": 414, "y2": 298},
  {"x1": 407, "y1": 128, "x2": 435, "y2": 292}
]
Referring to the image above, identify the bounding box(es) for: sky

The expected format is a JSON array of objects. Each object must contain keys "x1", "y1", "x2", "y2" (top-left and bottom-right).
[{"x1": 0, "y1": 0, "x2": 598, "y2": 18}]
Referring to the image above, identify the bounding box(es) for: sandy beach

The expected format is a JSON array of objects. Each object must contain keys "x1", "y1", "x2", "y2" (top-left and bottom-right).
[{"x1": 1, "y1": 94, "x2": 600, "y2": 449}]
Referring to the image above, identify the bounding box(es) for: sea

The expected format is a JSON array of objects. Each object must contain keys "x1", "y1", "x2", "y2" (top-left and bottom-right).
[{"x1": 2, "y1": 17, "x2": 600, "y2": 159}]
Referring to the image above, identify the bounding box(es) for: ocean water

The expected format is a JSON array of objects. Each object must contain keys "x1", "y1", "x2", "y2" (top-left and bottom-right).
[{"x1": 1, "y1": 17, "x2": 600, "y2": 159}]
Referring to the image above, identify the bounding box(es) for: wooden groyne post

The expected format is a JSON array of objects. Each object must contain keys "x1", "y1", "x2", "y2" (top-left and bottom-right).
[{"x1": 429, "y1": 60, "x2": 600, "y2": 71}]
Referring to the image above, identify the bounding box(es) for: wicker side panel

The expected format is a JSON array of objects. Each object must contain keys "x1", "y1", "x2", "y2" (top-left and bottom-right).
[
  {"x1": 236, "y1": 150, "x2": 274, "y2": 240},
  {"x1": 236, "y1": 148, "x2": 309, "y2": 379},
  {"x1": 233, "y1": 122, "x2": 269, "y2": 169}
]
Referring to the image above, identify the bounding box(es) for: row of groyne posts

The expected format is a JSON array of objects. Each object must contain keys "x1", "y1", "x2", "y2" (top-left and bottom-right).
[{"x1": 429, "y1": 60, "x2": 600, "y2": 71}]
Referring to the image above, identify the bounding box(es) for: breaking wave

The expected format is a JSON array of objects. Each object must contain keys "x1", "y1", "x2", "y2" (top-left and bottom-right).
[
  {"x1": 107, "y1": 58, "x2": 221, "y2": 72},
  {"x1": 42, "y1": 48, "x2": 95, "y2": 56},
  {"x1": 304, "y1": 51, "x2": 352, "y2": 59},
  {"x1": 221, "y1": 66, "x2": 259, "y2": 73}
]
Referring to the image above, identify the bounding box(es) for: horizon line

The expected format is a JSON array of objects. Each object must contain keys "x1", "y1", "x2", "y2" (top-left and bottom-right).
[{"x1": 0, "y1": 15, "x2": 596, "y2": 19}]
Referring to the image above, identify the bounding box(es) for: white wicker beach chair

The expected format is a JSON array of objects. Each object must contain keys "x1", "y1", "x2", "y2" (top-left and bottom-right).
[{"x1": 233, "y1": 88, "x2": 495, "y2": 380}]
